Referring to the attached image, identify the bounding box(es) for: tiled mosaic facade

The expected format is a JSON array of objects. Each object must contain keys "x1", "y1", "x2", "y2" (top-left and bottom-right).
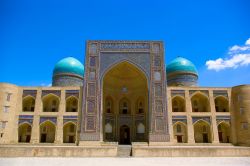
[
  {"x1": 79, "y1": 41, "x2": 170, "y2": 143},
  {"x1": 0, "y1": 40, "x2": 249, "y2": 149},
  {"x1": 52, "y1": 73, "x2": 83, "y2": 86}
]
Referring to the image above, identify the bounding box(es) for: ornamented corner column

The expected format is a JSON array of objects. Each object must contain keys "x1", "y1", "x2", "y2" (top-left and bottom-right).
[
  {"x1": 76, "y1": 87, "x2": 83, "y2": 144},
  {"x1": 30, "y1": 89, "x2": 42, "y2": 144},
  {"x1": 149, "y1": 41, "x2": 170, "y2": 143},
  {"x1": 185, "y1": 90, "x2": 195, "y2": 144},
  {"x1": 55, "y1": 89, "x2": 65, "y2": 144},
  {"x1": 79, "y1": 41, "x2": 101, "y2": 145},
  {"x1": 209, "y1": 90, "x2": 219, "y2": 144}
]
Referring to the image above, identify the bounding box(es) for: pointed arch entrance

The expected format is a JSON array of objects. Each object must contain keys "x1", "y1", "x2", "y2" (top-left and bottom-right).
[{"x1": 102, "y1": 61, "x2": 148, "y2": 144}]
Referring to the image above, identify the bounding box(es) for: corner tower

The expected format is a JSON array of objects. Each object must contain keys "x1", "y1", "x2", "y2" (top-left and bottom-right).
[{"x1": 231, "y1": 85, "x2": 250, "y2": 146}]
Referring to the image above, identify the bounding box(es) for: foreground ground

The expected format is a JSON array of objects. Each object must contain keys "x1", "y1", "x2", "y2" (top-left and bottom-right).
[{"x1": 0, "y1": 157, "x2": 250, "y2": 166}]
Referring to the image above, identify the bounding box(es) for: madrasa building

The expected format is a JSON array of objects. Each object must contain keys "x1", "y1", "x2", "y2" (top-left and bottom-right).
[{"x1": 0, "y1": 40, "x2": 250, "y2": 157}]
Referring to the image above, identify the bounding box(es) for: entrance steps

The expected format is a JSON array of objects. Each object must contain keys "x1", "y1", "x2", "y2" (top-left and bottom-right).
[{"x1": 117, "y1": 145, "x2": 132, "y2": 157}]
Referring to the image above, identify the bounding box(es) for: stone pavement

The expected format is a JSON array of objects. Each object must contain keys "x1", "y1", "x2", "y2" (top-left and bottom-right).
[{"x1": 0, "y1": 157, "x2": 250, "y2": 166}]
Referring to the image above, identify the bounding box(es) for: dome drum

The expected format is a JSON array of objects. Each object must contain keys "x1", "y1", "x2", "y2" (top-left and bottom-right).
[
  {"x1": 167, "y1": 73, "x2": 198, "y2": 86},
  {"x1": 52, "y1": 74, "x2": 83, "y2": 87}
]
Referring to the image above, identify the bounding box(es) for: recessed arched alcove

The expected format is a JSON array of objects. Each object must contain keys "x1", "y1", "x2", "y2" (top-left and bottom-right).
[{"x1": 102, "y1": 61, "x2": 148, "y2": 144}]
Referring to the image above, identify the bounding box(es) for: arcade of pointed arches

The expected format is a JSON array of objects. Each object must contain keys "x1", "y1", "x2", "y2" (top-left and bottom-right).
[
  {"x1": 171, "y1": 93, "x2": 231, "y2": 143},
  {"x1": 18, "y1": 69, "x2": 231, "y2": 145}
]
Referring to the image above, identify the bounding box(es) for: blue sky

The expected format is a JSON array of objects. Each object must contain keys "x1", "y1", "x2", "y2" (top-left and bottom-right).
[{"x1": 1, "y1": 0, "x2": 250, "y2": 87}]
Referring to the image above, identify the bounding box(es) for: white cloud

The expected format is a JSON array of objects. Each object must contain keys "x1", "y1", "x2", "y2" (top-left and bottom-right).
[
  {"x1": 206, "y1": 38, "x2": 250, "y2": 71},
  {"x1": 245, "y1": 38, "x2": 250, "y2": 45},
  {"x1": 206, "y1": 54, "x2": 250, "y2": 71},
  {"x1": 229, "y1": 45, "x2": 250, "y2": 52}
]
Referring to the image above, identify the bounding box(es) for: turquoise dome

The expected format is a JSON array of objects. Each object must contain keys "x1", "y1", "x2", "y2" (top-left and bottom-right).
[
  {"x1": 166, "y1": 57, "x2": 198, "y2": 75},
  {"x1": 53, "y1": 57, "x2": 84, "y2": 76}
]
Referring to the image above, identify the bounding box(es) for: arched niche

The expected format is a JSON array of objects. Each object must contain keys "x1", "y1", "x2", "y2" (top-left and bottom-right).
[
  {"x1": 218, "y1": 122, "x2": 231, "y2": 143},
  {"x1": 119, "y1": 97, "x2": 131, "y2": 115},
  {"x1": 63, "y1": 122, "x2": 76, "y2": 143},
  {"x1": 214, "y1": 96, "x2": 229, "y2": 112},
  {"x1": 173, "y1": 122, "x2": 187, "y2": 143},
  {"x1": 172, "y1": 96, "x2": 185, "y2": 112},
  {"x1": 136, "y1": 97, "x2": 145, "y2": 114},
  {"x1": 193, "y1": 120, "x2": 212, "y2": 143},
  {"x1": 102, "y1": 61, "x2": 148, "y2": 143},
  {"x1": 39, "y1": 121, "x2": 56, "y2": 143},
  {"x1": 42, "y1": 94, "x2": 60, "y2": 112},
  {"x1": 105, "y1": 123, "x2": 113, "y2": 133},
  {"x1": 191, "y1": 93, "x2": 210, "y2": 112},
  {"x1": 18, "y1": 123, "x2": 32, "y2": 143},
  {"x1": 22, "y1": 96, "x2": 35, "y2": 112},
  {"x1": 137, "y1": 123, "x2": 145, "y2": 134},
  {"x1": 66, "y1": 96, "x2": 78, "y2": 112},
  {"x1": 105, "y1": 96, "x2": 114, "y2": 114}
]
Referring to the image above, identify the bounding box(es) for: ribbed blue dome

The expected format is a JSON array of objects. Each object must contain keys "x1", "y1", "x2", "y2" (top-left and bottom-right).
[
  {"x1": 53, "y1": 57, "x2": 84, "y2": 76},
  {"x1": 166, "y1": 57, "x2": 198, "y2": 75}
]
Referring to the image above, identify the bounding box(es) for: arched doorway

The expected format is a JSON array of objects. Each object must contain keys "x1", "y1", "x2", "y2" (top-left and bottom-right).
[
  {"x1": 120, "y1": 125, "x2": 130, "y2": 145},
  {"x1": 63, "y1": 122, "x2": 76, "y2": 143},
  {"x1": 102, "y1": 61, "x2": 148, "y2": 144},
  {"x1": 173, "y1": 122, "x2": 187, "y2": 143},
  {"x1": 218, "y1": 122, "x2": 231, "y2": 143},
  {"x1": 18, "y1": 123, "x2": 32, "y2": 143},
  {"x1": 193, "y1": 120, "x2": 212, "y2": 143},
  {"x1": 39, "y1": 121, "x2": 56, "y2": 143}
]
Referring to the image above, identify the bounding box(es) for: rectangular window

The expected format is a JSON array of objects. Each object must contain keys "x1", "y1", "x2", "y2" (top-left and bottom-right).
[
  {"x1": 6, "y1": 93, "x2": 12, "y2": 101},
  {"x1": 3, "y1": 106, "x2": 10, "y2": 113},
  {"x1": 3, "y1": 121, "x2": 7, "y2": 128},
  {"x1": 89, "y1": 56, "x2": 96, "y2": 67},
  {"x1": 89, "y1": 71, "x2": 96, "y2": 80},
  {"x1": 0, "y1": 121, "x2": 7, "y2": 129},
  {"x1": 240, "y1": 107, "x2": 244, "y2": 115},
  {"x1": 0, "y1": 133, "x2": 3, "y2": 138},
  {"x1": 241, "y1": 122, "x2": 248, "y2": 130},
  {"x1": 238, "y1": 95, "x2": 242, "y2": 102}
]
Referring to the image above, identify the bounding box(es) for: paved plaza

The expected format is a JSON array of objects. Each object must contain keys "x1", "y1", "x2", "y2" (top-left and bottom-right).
[{"x1": 0, "y1": 157, "x2": 250, "y2": 166}]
